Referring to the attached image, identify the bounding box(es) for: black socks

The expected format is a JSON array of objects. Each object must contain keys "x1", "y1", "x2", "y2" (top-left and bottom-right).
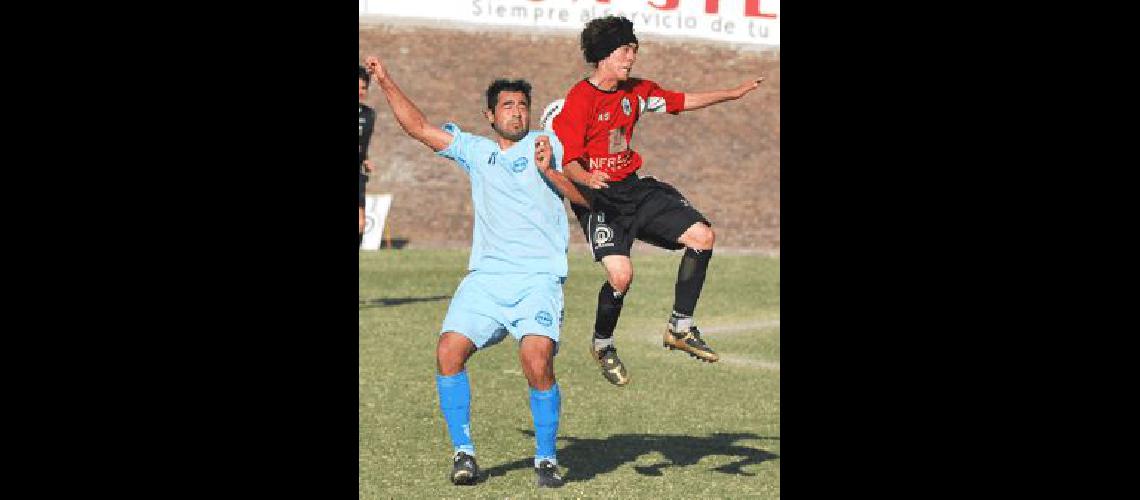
[
  {"x1": 673, "y1": 247, "x2": 713, "y2": 317},
  {"x1": 593, "y1": 281, "x2": 625, "y2": 340}
]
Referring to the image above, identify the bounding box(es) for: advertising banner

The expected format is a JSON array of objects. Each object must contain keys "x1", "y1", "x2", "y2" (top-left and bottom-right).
[{"x1": 360, "y1": 0, "x2": 780, "y2": 46}]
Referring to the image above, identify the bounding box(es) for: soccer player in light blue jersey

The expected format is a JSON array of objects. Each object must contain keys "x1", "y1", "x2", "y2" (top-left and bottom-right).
[{"x1": 365, "y1": 56, "x2": 589, "y2": 489}]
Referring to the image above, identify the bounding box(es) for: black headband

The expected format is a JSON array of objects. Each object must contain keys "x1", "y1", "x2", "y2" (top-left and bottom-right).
[{"x1": 584, "y1": 23, "x2": 638, "y2": 63}]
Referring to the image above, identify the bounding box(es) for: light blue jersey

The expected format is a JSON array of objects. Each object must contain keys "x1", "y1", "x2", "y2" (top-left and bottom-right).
[{"x1": 437, "y1": 123, "x2": 569, "y2": 277}]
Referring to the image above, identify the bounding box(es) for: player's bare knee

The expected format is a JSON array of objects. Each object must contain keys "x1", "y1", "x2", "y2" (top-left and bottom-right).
[
  {"x1": 609, "y1": 272, "x2": 633, "y2": 294},
  {"x1": 436, "y1": 333, "x2": 471, "y2": 375},
  {"x1": 601, "y1": 256, "x2": 634, "y2": 293},
  {"x1": 520, "y1": 354, "x2": 552, "y2": 379},
  {"x1": 520, "y1": 335, "x2": 555, "y2": 359},
  {"x1": 519, "y1": 349, "x2": 555, "y2": 389},
  {"x1": 436, "y1": 350, "x2": 465, "y2": 375},
  {"x1": 605, "y1": 264, "x2": 633, "y2": 293},
  {"x1": 687, "y1": 224, "x2": 715, "y2": 250},
  {"x1": 702, "y1": 225, "x2": 716, "y2": 248}
]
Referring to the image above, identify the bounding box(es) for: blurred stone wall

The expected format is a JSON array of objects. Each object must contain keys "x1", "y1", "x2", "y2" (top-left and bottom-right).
[{"x1": 360, "y1": 23, "x2": 779, "y2": 254}]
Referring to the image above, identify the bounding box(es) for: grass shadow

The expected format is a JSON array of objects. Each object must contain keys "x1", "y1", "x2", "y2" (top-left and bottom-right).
[
  {"x1": 480, "y1": 431, "x2": 779, "y2": 482},
  {"x1": 358, "y1": 295, "x2": 451, "y2": 308}
]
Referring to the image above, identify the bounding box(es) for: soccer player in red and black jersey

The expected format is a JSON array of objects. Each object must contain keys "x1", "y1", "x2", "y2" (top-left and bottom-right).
[
  {"x1": 550, "y1": 16, "x2": 764, "y2": 386},
  {"x1": 359, "y1": 65, "x2": 377, "y2": 248}
]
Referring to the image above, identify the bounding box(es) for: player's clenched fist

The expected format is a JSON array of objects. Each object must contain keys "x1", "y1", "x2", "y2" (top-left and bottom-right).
[
  {"x1": 364, "y1": 56, "x2": 388, "y2": 83},
  {"x1": 535, "y1": 135, "x2": 552, "y2": 172}
]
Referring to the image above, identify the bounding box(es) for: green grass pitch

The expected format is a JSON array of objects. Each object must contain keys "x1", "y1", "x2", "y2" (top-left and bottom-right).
[{"x1": 360, "y1": 249, "x2": 779, "y2": 498}]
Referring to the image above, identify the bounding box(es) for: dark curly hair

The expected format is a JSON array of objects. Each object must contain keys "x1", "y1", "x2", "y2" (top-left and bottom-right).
[
  {"x1": 485, "y1": 79, "x2": 532, "y2": 110},
  {"x1": 580, "y1": 16, "x2": 638, "y2": 64}
]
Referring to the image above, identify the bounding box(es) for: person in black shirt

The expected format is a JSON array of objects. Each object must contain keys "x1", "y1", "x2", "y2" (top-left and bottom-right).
[{"x1": 359, "y1": 64, "x2": 377, "y2": 247}]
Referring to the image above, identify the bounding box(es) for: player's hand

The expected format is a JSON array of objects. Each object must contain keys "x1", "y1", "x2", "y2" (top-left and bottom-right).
[
  {"x1": 362, "y1": 159, "x2": 375, "y2": 174},
  {"x1": 585, "y1": 169, "x2": 610, "y2": 189},
  {"x1": 364, "y1": 56, "x2": 388, "y2": 83},
  {"x1": 732, "y1": 77, "x2": 765, "y2": 99},
  {"x1": 534, "y1": 135, "x2": 552, "y2": 173}
]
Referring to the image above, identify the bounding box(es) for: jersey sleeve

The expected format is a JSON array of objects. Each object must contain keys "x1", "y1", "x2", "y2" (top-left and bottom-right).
[
  {"x1": 551, "y1": 91, "x2": 590, "y2": 168},
  {"x1": 435, "y1": 122, "x2": 474, "y2": 174},
  {"x1": 548, "y1": 133, "x2": 565, "y2": 173},
  {"x1": 640, "y1": 80, "x2": 685, "y2": 115}
]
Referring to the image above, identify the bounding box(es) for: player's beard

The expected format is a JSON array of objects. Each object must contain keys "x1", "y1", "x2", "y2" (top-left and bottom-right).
[{"x1": 493, "y1": 121, "x2": 529, "y2": 142}]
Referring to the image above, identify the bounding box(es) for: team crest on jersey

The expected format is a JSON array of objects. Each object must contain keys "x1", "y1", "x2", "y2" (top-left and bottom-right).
[
  {"x1": 621, "y1": 97, "x2": 631, "y2": 116},
  {"x1": 511, "y1": 157, "x2": 528, "y2": 173}
]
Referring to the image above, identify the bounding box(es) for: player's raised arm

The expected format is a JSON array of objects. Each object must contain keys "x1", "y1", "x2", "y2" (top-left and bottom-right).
[
  {"x1": 365, "y1": 56, "x2": 453, "y2": 152},
  {"x1": 681, "y1": 77, "x2": 765, "y2": 112}
]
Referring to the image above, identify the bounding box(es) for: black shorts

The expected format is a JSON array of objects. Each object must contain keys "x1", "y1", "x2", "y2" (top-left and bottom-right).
[
  {"x1": 359, "y1": 173, "x2": 368, "y2": 208},
  {"x1": 571, "y1": 174, "x2": 709, "y2": 261}
]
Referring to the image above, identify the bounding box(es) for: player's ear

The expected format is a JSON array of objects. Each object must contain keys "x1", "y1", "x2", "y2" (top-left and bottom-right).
[{"x1": 484, "y1": 109, "x2": 494, "y2": 124}]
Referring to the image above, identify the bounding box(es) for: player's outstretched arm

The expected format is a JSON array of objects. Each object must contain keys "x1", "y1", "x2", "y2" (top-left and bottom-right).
[
  {"x1": 681, "y1": 77, "x2": 765, "y2": 112},
  {"x1": 365, "y1": 56, "x2": 453, "y2": 152},
  {"x1": 535, "y1": 135, "x2": 591, "y2": 208}
]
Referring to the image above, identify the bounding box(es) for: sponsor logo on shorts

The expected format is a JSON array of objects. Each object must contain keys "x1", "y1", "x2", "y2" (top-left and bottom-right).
[
  {"x1": 593, "y1": 224, "x2": 614, "y2": 249},
  {"x1": 535, "y1": 310, "x2": 553, "y2": 327},
  {"x1": 511, "y1": 157, "x2": 528, "y2": 173}
]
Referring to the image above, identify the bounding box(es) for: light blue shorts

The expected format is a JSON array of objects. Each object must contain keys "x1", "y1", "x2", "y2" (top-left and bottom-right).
[{"x1": 440, "y1": 272, "x2": 564, "y2": 352}]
